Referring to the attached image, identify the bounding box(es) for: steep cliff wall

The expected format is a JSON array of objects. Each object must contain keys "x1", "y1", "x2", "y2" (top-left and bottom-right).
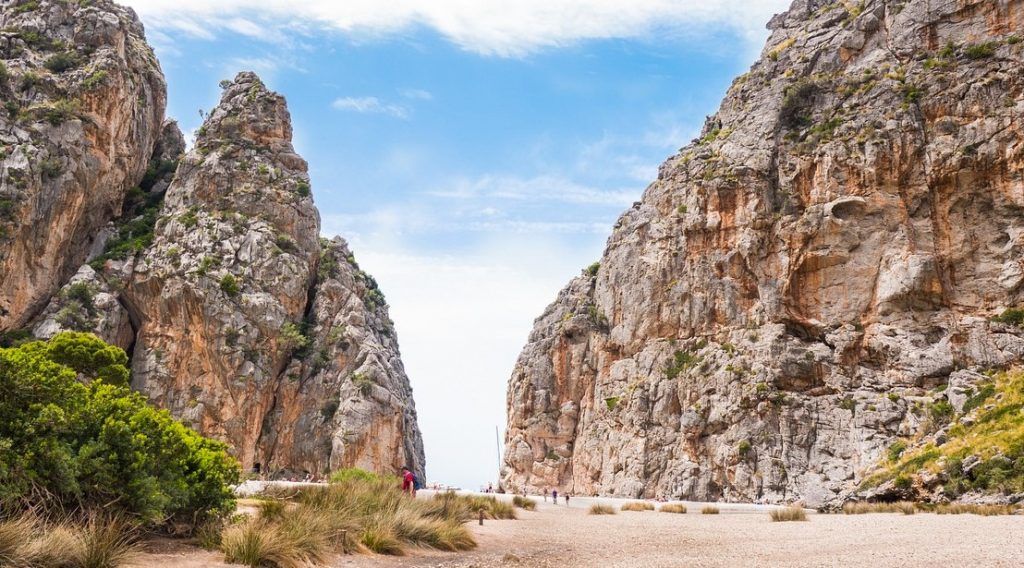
[
  {"x1": 503, "y1": 0, "x2": 1024, "y2": 507},
  {"x1": 6, "y1": 0, "x2": 425, "y2": 480},
  {"x1": 0, "y1": 0, "x2": 165, "y2": 330},
  {"x1": 125, "y1": 73, "x2": 425, "y2": 477}
]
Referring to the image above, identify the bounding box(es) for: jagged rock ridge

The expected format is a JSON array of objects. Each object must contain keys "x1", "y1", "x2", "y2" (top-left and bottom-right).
[
  {"x1": 1, "y1": 1, "x2": 424, "y2": 481},
  {"x1": 502, "y1": 0, "x2": 1024, "y2": 507}
]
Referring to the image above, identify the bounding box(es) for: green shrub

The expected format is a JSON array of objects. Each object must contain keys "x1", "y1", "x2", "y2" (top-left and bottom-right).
[
  {"x1": 44, "y1": 51, "x2": 79, "y2": 73},
  {"x1": 780, "y1": 79, "x2": 819, "y2": 129},
  {"x1": 964, "y1": 42, "x2": 998, "y2": 59},
  {"x1": 585, "y1": 261, "x2": 600, "y2": 277},
  {"x1": 220, "y1": 274, "x2": 240, "y2": 297},
  {"x1": 928, "y1": 400, "x2": 954, "y2": 424},
  {"x1": 887, "y1": 440, "x2": 907, "y2": 463},
  {"x1": 19, "y1": 71, "x2": 41, "y2": 91},
  {"x1": 179, "y1": 209, "x2": 199, "y2": 228},
  {"x1": 351, "y1": 372, "x2": 374, "y2": 396},
  {"x1": 279, "y1": 322, "x2": 310, "y2": 353},
  {"x1": 665, "y1": 349, "x2": 697, "y2": 380},
  {"x1": 604, "y1": 396, "x2": 620, "y2": 411},
  {"x1": 295, "y1": 181, "x2": 311, "y2": 197},
  {"x1": 0, "y1": 333, "x2": 240, "y2": 527},
  {"x1": 737, "y1": 440, "x2": 752, "y2": 457},
  {"x1": 902, "y1": 83, "x2": 923, "y2": 105},
  {"x1": 40, "y1": 99, "x2": 79, "y2": 125},
  {"x1": 40, "y1": 157, "x2": 62, "y2": 179},
  {"x1": 12, "y1": 0, "x2": 40, "y2": 14},
  {"x1": 88, "y1": 184, "x2": 166, "y2": 270},
  {"x1": 82, "y1": 70, "x2": 109, "y2": 90},
  {"x1": 328, "y1": 467, "x2": 378, "y2": 484}
]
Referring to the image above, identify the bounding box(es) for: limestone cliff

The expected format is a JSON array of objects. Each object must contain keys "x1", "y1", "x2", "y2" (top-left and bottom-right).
[
  {"x1": 125, "y1": 73, "x2": 424, "y2": 478},
  {"x1": 3, "y1": 0, "x2": 425, "y2": 481},
  {"x1": 503, "y1": 0, "x2": 1024, "y2": 507},
  {"x1": 0, "y1": 0, "x2": 165, "y2": 330}
]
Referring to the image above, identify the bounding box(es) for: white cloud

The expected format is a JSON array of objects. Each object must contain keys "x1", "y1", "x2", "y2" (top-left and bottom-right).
[
  {"x1": 431, "y1": 174, "x2": 639, "y2": 206},
  {"x1": 123, "y1": 0, "x2": 792, "y2": 57},
  {"x1": 331, "y1": 96, "x2": 410, "y2": 119},
  {"x1": 400, "y1": 88, "x2": 433, "y2": 100}
]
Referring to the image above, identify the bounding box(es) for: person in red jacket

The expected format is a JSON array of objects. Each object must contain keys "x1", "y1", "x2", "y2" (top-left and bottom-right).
[{"x1": 401, "y1": 466, "x2": 416, "y2": 497}]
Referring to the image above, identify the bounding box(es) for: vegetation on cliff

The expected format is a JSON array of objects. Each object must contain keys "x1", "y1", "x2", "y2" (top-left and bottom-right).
[{"x1": 861, "y1": 370, "x2": 1024, "y2": 499}]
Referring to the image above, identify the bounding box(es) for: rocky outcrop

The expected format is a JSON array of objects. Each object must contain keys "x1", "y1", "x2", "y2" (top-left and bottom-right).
[
  {"x1": 124, "y1": 73, "x2": 424, "y2": 478},
  {"x1": 503, "y1": 0, "x2": 1024, "y2": 507},
  {"x1": 0, "y1": 0, "x2": 166, "y2": 330},
  {"x1": 4, "y1": 0, "x2": 424, "y2": 481}
]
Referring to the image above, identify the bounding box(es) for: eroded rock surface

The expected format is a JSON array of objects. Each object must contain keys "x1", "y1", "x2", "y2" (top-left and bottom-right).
[
  {"x1": 503, "y1": 0, "x2": 1024, "y2": 507},
  {"x1": 125, "y1": 73, "x2": 424, "y2": 478},
  {"x1": 0, "y1": 0, "x2": 166, "y2": 330}
]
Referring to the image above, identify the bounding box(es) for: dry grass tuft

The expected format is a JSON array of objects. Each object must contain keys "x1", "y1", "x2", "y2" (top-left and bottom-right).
[
  {"x1": 844, "y1": 501, "x2": 1018, "y2": 516},
  {"x1": 588, "y1": 504, "x2": 616, "y2": 515},
  {"x1": 0, "y1": 513, "x2": 140, "y2": 568},
  {"x1": 220, "y1": 471, "x2": 481, "y2": 562},
  {"x1": 512, "y1": 496, "x2": 536, "y2": 511},
  {"x1": 768, "y1": 506, "x2": 808, "y2": 522},
  {"x1": 621, "y1": 502, "x2": 655, "y2": 512},
  {"x1": 701, "y1": 506, "x2": 720, "y2": 515},
  {"x1": 931, "y1": 503, "x2": 1018, "y2": 516},
  {"x1": 659, "y1": 503, "x2": 687, "y2": 514},
  {"x1": 843, "y1": 501, "x2": 915, "y2": 515}
]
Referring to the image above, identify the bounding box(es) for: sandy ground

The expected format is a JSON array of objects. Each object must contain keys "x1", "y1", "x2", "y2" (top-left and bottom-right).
[{"x1": 134, "y1": 493, "x2": 1024, "y2": 568}]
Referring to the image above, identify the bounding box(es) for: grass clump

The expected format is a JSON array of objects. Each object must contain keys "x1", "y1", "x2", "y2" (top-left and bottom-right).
[
  {"x1": 659, "y1": 503, "x2": 687, "y2": 514},
  {"x1": 0, "y1": 513, "x2": 141, "y2": 568},
  {"x1": 768, "y1": 506, "x2": 808, "y2": 522},
  {"x1": 221, "y1": 519, "x2": 327, "y2": 568},
  {"x1": 588, "y1": 504, "x2": 616, "y2": 515},
  {"x1": 512, "y1": 496, "x2": 536, "y2": 510},
  {"x1": 220, "y1": 471, "x2": 481, "y2": 563},
  {"x1": 964, "y1": 42, "x2": 998, "y2": 60},
  {"x1": 930, "y1": 503, "x2": 1017, "y2": 516},
  {"x1": 842, "y1": 501, "x2": 916, "y2": 515},
  {"x1": 701, "y1": 506, "x2": 720, "y2": 515},
  {"x1": 621, "y1": 502, "x2": 655, "y2": 512}
]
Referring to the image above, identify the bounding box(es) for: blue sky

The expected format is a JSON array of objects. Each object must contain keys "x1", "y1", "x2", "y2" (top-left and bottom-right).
[{"x1": 124, "y1": 0, "x2": 790, "y2": 490}]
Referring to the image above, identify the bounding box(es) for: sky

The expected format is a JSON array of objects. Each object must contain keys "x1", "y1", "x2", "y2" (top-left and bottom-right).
[{"x1": 122, "y1": 0, "x2": 791, "y2": 490}]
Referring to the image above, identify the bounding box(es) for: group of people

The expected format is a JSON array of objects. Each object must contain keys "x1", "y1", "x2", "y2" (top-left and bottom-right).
[{"x1": 543, "y1": 487, "x2": 570, "y2": 505}]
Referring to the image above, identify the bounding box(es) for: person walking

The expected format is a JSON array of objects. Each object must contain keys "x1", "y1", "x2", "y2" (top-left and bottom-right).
[
  {"x1": 543, "y1": 487, "x2": 548, "y2": 502},
  {"x1": 565, "y1": 493, "x2": 570, "y2": 506},
  {"x1": 401, "y1": 466, "x2": 416, "y2": 497},
  {"x1": 552, "y1": 488, "x2": 558, "y2": 504}
]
